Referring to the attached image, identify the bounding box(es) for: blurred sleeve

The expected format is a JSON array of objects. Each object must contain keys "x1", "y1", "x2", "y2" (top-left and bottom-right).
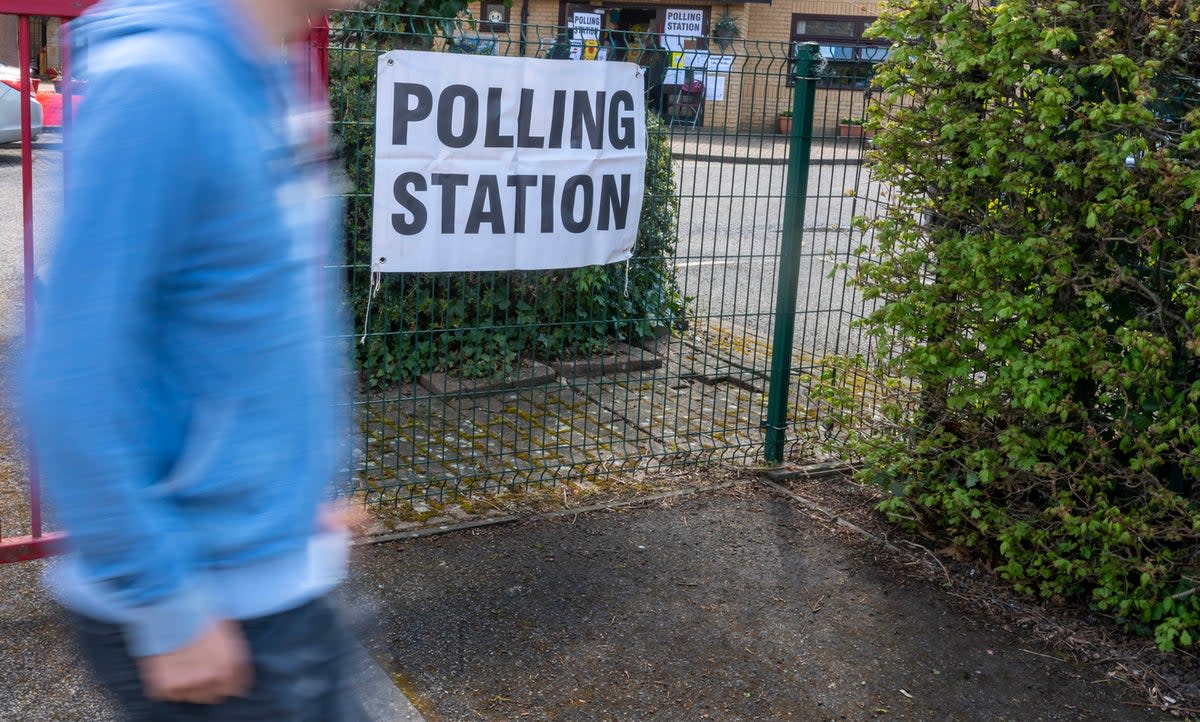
[{"x1": 23, "y1": 58, "x2": 212, "y2": 657}]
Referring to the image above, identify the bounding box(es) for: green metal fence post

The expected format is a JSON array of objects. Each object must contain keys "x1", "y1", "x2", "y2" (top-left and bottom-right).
[{"x1": 764, "y1": 42, "x2": 821, "y2": 464}]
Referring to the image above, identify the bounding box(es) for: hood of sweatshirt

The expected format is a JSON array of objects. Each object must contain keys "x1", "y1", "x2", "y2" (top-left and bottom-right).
[{"x1": 72, "y1": 0, "x2": 275, "y2": 84}]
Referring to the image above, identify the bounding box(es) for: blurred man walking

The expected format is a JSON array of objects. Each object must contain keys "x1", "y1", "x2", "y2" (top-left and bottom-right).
[{"x1": 23, "y1": 0, "x2": 367, "y2": 719}]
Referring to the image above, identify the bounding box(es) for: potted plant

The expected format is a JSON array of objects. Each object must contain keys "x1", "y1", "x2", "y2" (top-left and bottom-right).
[
  {"x1": 837, "y1": 117, "x2": 869, "y2": 138},
  {"x1": 711, "y1": 9, "x2": 740, "y2": 52},
  {"x1": 777, "y1": 109, "x2": 792, "y2": 135}
]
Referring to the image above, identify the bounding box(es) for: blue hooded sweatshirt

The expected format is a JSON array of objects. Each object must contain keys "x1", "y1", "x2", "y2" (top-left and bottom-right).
[{"x1": 23, "y1": 0, "x2": 349, "y2": 657}]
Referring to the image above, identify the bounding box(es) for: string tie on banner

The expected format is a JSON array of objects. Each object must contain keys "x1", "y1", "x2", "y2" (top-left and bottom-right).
[{"x1": 359, "y1": 271, "x2": 382, "y2": 345}]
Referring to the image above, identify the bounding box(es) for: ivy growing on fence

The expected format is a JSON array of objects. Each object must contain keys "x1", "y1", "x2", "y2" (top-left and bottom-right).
[{"x1": 829, "y1": 0, "x2": 1200, "y2": 650}]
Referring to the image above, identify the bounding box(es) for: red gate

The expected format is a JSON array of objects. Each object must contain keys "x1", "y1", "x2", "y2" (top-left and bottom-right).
[
  {"x1": 0, "y1": 0, "x2": 93, "y2": 564},
  {"x1": 0, "y1": 1, "x2": 331, "y2": 564}
]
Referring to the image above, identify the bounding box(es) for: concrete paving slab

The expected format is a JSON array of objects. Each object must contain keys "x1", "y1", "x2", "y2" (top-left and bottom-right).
[
  {"x1": 574, "y1": 366, "x2": 765, "y2": 460},
  {"x1": 350, "y1": 641, "x2": 428, "y2": 722},
  {"x1": 439, "y1": 382, "x2": 656, "y2": 482},
  {"x1": 419, "y1": 360, "x2": 557, "y2": 397},
  {"x1": 357, "y1": 389, "x2": 508, "y2": 505},
  {"x1": 549, "y1": 341, "x2": 663, "y2": 378}
]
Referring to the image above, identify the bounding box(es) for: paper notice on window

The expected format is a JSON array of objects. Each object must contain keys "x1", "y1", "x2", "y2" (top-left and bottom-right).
[{"x1": 571, "y1": 11, "x2": 601, "y2": 40}]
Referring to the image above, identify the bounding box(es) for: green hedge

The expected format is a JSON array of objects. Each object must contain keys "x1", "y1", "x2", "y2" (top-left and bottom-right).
[
  {"x1": 834, "y1": 0, "x2": 1200, "y2": 650},
  {"x1": 328, "y1": 29, "x2": 686, "y2": 385}
]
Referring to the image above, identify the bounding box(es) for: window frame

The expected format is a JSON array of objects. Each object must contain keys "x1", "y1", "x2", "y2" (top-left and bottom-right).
[
  {"x1": 790, "y1": 13, "x2": 888, "y2": 86},
  {"x1": 790, "y1": 14, "x2": 877, "y2": 44}
]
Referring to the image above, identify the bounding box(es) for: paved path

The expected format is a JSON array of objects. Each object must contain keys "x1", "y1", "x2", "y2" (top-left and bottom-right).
[{"x1": 670, "y1": 131, "x2": 868, "y2": 165}]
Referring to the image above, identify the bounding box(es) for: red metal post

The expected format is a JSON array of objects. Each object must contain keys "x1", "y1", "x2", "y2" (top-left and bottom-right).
[
  {"x1": 18, "y1": 14, "x2": 42, "y2": 543},
  {"x1": 60, "y1": 17, "x2": 72, "y2": 132},
  {"x1": 316, "y1": 16, "x2": 330, "y2": 91},
  {"x1": 0, "y1": 11, "x2": 66, "y2": 564},
  {"x1": 0, "y1": 0, "x2": 95, "y2": 565},
  {"x1": 305, "y1": 16, "x2": 330, "y2": 153},
  {"x1": 59, "y1": 14, "x2": 71, "y2": 205},
  {"x1": 0, "y1": 534, "x2": 65, "y2": 563},
  {"x1": 0, "y1": 1, "x2": 93, "y2": 15},
  {"x1": 308, "y1": 16, "x2": 330, "y2": 102}
]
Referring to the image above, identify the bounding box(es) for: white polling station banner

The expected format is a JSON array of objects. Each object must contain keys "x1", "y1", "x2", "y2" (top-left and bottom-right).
[{"x1": 372, "y1": 51, "x2": 647, "y2": 272}]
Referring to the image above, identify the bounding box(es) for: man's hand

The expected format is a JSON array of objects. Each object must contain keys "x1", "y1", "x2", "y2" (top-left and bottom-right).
[
  {"x1": 319, "y1": 500, "x2": 371, "y2": 537},
  {"x1": 137, "y1": 619, "x2": 252, "y2": 705}
]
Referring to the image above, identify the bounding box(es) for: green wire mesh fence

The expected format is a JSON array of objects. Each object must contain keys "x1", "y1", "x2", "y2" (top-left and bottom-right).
[{"x1": 325, "y1": 11, "x2": 889, "y2": 506}]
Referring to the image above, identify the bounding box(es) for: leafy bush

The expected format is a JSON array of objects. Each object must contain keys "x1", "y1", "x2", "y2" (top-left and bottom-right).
[
  {"x1": 328, "y1": 27, "x2": 686, "y2": 385},
  {"x1": 370, "y1": 0, "x2": 472, "y2": 34},
  {"x1": 330, "y1": 7, "x2": 481, "y2": 54},
  {"x1": 833, "y1": 0, "x2": 1200, "y2": 650}
]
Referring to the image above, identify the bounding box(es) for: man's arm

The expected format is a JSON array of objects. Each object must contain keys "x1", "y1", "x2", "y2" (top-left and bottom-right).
[{"x1": 24, "y1": 57, "x2": 215, "y2": 659}]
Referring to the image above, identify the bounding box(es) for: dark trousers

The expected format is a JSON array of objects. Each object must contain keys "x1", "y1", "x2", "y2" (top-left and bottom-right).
[{"x1": 70, "y1": 597, "x2": 368, "y2": 722}]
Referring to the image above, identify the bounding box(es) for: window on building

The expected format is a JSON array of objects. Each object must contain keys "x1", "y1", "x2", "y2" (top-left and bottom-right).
[{"x1": 790, "y1": 14, "x2": 888, "y2": 86}]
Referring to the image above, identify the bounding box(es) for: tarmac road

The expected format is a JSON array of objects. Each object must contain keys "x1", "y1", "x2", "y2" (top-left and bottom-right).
[{"x1": 673, "y1": 154, "x2": 883, "y2": 362}]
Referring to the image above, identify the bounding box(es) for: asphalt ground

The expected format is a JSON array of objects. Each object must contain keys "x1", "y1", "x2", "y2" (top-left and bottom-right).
[
  {"x1": 673, "y1": 150, "x2": 878, "y2": 361},
  {"x1": 348, "y1": 483, "x2": 1173, "y2": 722},
  {"x1": 0, "y1": 478, "x2": 1183, "y2": 721}
]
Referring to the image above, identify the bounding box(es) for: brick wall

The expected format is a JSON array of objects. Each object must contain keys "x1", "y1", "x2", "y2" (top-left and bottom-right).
[
  {"x1": 468, "y1": 0, "x2": 561, "y2": 56},
  {"x1": 740, "y1": 0, "x2": 881, "y2": 132},
  {"x1": 45, "y1": 17, "x2": 60, "y2": 72}
]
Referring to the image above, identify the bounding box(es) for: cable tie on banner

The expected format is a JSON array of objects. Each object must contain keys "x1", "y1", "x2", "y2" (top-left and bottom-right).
[
  {"x1": 624, "y1": 258, "x2": 631, "y2": 298},
  {"x1": 359, "y1": 271, "x2": 382, "y2": 345}
]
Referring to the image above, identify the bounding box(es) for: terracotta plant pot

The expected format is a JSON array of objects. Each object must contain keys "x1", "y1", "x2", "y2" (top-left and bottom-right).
[
  {"x1": 838, "y1": 123, "x2": 870, "y2": 139},
  {"x1": 777, "y1": 116, "x2": 792, "y2": 135}
]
